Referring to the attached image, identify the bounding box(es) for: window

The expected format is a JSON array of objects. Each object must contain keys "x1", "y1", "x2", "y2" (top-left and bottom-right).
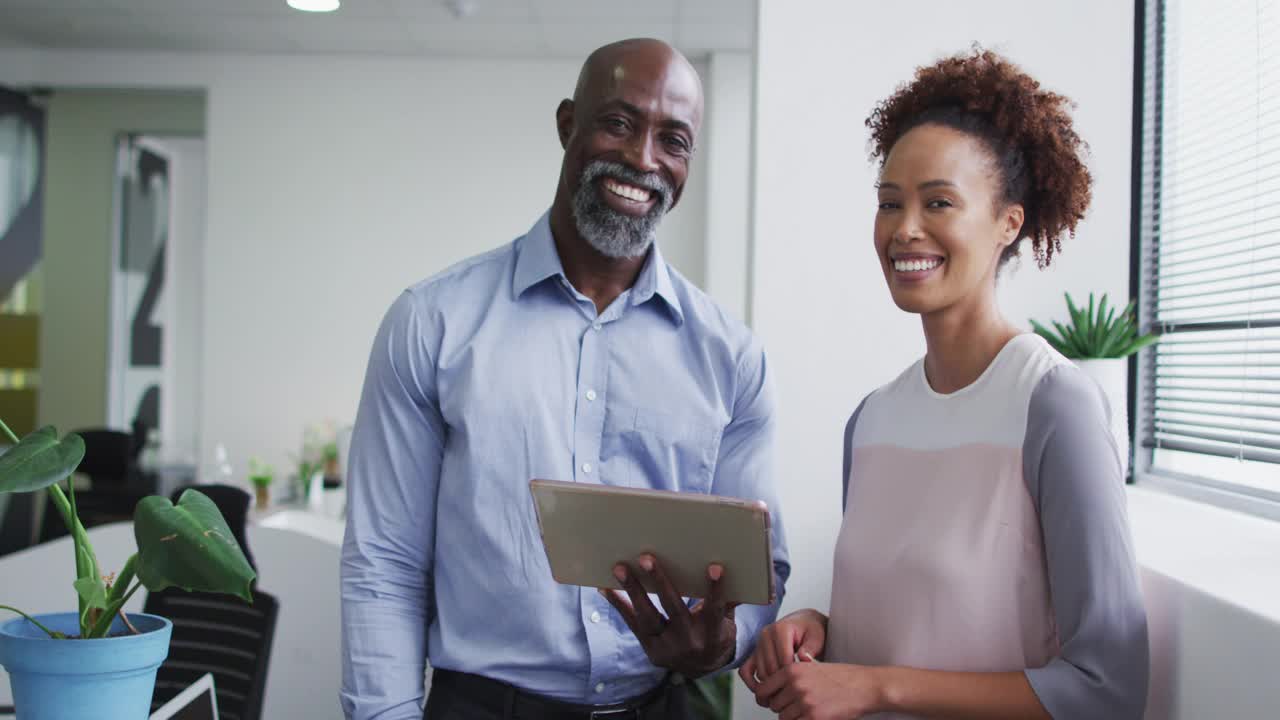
[{"x1": 1135, "y1": 0, "x2": 1280, "y2": 505}]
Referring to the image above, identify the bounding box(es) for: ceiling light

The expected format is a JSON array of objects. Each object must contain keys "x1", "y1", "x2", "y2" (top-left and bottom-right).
[
  {"x1": 444, "y1": 0, "x2": 479, "y2": 19},
  {"x1": 287, "y1": 0, "x2": 340, "y2": 12}
]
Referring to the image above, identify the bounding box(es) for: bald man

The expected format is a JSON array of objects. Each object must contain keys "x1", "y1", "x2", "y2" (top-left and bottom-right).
[{"x1": 340, "y1": 39, "x2": 789, "y2": 720}]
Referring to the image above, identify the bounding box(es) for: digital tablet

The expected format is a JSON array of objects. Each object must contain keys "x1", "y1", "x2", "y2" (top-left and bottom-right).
[
  {"x1": 529, "y1": 479, "x2": 775, "y2": 606},
  {"x1": 150, "y1": 672, "x2": 217, "y2": 720}
]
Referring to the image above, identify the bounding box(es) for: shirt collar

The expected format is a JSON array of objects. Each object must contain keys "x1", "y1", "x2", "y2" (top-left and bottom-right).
[
  {"x1": 512, "y1": 211, "x2": 564, "y2": 298},
  {"x1": 513, "y1": 210, "x2": 685, "y2": 326}
]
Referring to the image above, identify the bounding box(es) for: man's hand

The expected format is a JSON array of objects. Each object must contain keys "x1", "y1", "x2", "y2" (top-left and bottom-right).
[
  {"x1": 601, "y1": 553, "x2": 738, "y2": 678},
  {"x1": 748, "y1": 654, "x2": 885, "y2": 720},
  {"x1": 738, "y1": 608, "x2": 828, "y2": 689}
]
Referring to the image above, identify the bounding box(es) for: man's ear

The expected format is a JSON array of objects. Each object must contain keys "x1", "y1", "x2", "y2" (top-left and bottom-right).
[{"x1": 556, "y1": 99, "x2": 575, "y2": 149}]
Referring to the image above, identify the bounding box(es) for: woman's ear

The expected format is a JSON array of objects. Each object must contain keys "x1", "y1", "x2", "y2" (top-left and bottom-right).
[{"x1": 1001, "y1": 203, "x2": 1026, "y2": 247}]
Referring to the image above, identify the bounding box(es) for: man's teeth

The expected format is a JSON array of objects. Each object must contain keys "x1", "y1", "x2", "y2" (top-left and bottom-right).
[
  {"x1": 893, "y1": 258, "x2": 944, "y2": 272},
  {"x1": 604, "y1": 179, "x2": 652, "y2": 202}
]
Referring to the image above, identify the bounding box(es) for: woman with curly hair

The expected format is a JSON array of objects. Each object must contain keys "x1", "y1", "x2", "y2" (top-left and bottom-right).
[{"x1": 740, "y1": 49, "x2": 1149, "y2": 719}]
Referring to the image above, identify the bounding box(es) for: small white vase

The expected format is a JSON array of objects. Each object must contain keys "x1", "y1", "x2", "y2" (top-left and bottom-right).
[{"x1": 1074, "y1": 358, "x2": 1130, "y2": 478}]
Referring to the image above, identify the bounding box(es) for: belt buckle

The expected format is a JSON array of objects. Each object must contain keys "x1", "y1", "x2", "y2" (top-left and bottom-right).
[{"x1": 589, "y1": 709, "x2": 639, "y2": 719}]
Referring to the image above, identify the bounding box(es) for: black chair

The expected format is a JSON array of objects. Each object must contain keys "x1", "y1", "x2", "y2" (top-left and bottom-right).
[
  {"x1": 39, "y1": 429, "x2": 150, "y2": 542},
  {"x1": 144, "y1": 588, "x2": 279, "y2": 720},
  {"x1": 146, "y1": 483, "x2": 273, "y2": 719},
  {"x1": 0, "y1": 492, "x2": 38, "y2": 557}
]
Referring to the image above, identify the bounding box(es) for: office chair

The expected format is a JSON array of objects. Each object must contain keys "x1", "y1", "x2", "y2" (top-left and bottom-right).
[
  {"x1": 146, "y1": 483, "x2": 273, "y2": 720},
  {"x1": 144, "y1": 587, "x2": 279, "y2": 720}
]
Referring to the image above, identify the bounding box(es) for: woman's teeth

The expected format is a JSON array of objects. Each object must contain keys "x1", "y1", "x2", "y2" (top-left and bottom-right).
[{"x1": 893, "y1": 258, "x2": 943, "y2": 272}]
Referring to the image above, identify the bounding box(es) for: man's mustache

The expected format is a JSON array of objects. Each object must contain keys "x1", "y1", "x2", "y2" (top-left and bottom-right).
[{"x1": 582, "y1": 161, "x2": 672, "y2": 207}]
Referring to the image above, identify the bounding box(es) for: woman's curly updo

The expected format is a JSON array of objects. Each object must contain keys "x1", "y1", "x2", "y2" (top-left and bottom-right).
[{"x1": 866, "y1": 48, "x2": 1092, "y2": 268}]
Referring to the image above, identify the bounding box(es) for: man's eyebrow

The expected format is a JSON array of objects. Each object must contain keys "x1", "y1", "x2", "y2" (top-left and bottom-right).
[{"x1": 599, "y1": 99, "x2": 694, "y2": 135}]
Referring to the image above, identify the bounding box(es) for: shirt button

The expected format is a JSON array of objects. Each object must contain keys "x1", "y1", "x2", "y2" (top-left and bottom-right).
[
  {"x1": 595, "y1": 682, "x2": 605, "y2": 694},
  {"x1": 592, "y1": 322, "x2": 603, "y2": 331},
  {"x1": 586, "y1": 389, "x2": 597, "y2": 401},
  {"x1": 590, "y1": 611, "x2": 601, "y2": 623},
  {"x1": 582, "y1": 462, "x2": 593, "y2": 474}
]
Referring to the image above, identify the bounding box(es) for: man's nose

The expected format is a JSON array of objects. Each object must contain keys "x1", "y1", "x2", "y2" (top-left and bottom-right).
[{"x1": 621, "y1": 132, "x2": 661, "y2": 175}]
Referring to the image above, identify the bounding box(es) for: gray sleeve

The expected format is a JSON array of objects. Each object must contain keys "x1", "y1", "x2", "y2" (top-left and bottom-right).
[
  {"x1": 841, "y1": 396, "x2": 870, "y2": 512},
  {"x1": 1022, "y1": 365, "x2": 1149, "y2": 719}
]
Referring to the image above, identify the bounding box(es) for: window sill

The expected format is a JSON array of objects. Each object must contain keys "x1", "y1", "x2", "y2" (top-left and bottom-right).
[{"x1": 1127, "y1": 484, "x2": 1280, "y2": 625}]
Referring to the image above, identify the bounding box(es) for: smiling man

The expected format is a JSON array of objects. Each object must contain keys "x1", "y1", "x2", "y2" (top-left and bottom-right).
[{"x1": 339, "y1": 39, "x2": 789, "y2": 720}]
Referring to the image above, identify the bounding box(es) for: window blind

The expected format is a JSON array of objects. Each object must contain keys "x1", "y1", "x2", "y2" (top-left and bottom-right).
[{"x1": 1137, "y1": 0, "x2": 1280, "y2": 470}]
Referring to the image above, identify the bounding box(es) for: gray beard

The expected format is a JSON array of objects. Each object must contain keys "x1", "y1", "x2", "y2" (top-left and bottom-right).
[{"x1": 571, "y1": 160, "x2": 674, "y2": 259}]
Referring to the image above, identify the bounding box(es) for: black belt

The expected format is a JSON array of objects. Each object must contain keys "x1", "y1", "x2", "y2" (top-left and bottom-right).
[{"x1": 430, "y1": 669, "x2": 676, "y2": 720}]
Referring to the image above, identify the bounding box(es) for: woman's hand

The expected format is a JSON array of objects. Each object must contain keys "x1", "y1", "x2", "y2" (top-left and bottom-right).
[
  {"x1": 739, "y1": 608, "x2": 828, "y2": 689},
  {"x1": 753, "y1": 655, "x2": 885, "y2": 720}
]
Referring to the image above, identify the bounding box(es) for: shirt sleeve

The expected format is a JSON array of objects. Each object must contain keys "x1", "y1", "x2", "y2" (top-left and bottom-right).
[
  {"x1": 1022, "y1": 364, "x2": 1149, "y2": 719},
  {"x1": 713, "y1": 338, "x2": 791, "y2": 668},
  {"x1": 841, "y1": 395, "x2": 870, "y2": 513},
  {"x1": 340, "y1": 291, "x2": 447, "y2": 720}
]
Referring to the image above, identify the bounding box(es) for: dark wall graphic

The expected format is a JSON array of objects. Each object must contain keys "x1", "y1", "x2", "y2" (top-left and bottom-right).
[
  {"x1": 112, "y1": 139, "x2": 169, "y2": 435},
  {"x1": 0, "y1": 87, "x2": 44, "y2": 303}
]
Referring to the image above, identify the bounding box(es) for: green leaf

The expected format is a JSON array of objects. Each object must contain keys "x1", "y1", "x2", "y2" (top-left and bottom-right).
[
  {"x1": 74, "y1": 542, "x2": 105, "y2": 635},
  {"x1": 1118, "y1": 332, "x2": 1161, "y2": 357},
  {"x1": 0, "y1": 427, "x2": 85, "y2": 494},
  {"x1": 73, "y1": 575, "x2": 108, "y2": 631},
  {"x1": 1030, "y1": 319, "x2": 1071, "y2": 356},
  {"x1": 73, "y1": 577, "x2": 106, "y2": 609},
  {"x1": 1092, "y1": 294, "x2": 1110, "y2": 351},
  {"x1": 107, "y1": 554, "x2": 138, "y2": 607},
  {"x1": 133, "y1": 489, "x2": 256, "y2": 602},
  {"x1": 1084, "y1": 293, "x2": 1097, "y2": 352},
  {"x1": 1065, "y1": 293, "x2": 1083, "y2": 333},
  {"x1": 1098, "y1": 317, "x2": 1132, "y2": 358},
  {"x1": 1051, "y1": 319, "x2": 1085, "y2": 358}
]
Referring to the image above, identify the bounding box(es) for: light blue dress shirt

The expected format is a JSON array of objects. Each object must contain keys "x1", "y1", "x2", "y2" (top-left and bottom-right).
[{"x1": 340, "y1": 212, "x2": 789, "y2": 720}]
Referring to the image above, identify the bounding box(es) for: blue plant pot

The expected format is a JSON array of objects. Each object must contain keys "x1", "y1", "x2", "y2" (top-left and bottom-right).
[{"x1": 0, "y1": 611, "x2": 172, "y2": 720}]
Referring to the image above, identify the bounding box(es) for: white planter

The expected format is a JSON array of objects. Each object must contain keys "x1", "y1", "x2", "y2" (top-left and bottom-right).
[{"x1": 1074, "y1": 358, "x2": 1130, "y2": 478}]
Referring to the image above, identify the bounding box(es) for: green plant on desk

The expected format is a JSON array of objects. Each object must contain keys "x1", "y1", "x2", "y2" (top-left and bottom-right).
[
  {"x1": 0, "y1": 418, "x2": 255, "y2": 639},
  {"x1": 293, "y1": 457, "x2": 324, "y2": 501},
  {"x1": 249, "y1": 457, "x2": 275, "y2": 511}
]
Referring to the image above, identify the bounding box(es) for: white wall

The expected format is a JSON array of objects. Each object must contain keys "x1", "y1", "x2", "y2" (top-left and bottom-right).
[
  {"x1": 152, "y1": 136, "x2": 206, "y2": 467},
  {"x1": 199, "y1": 57, "x2": 578, "y2": 477},
  {"x1": 1129, "y1": 487, "x2": 1280, "y2": 719},
  {"x1": 0, "y1": 49, "x2": 713, "y2": 477},
  {"x1": 747, "y1": 1, "x2": 1133, "y2": 718},
  {"x1": 703, "y1": 51, "x2": 754, "y2": 322}
]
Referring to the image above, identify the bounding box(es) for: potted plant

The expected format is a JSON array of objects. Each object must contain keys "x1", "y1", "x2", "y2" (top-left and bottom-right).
[
  {"x1": 1030, "y1": 292, "x2": 1159, "y2": 473},
  {"x1": 248, "y1": 457, "x2": 274, "y2": 511},
  {"x1": 0, "y1": 419, "x2": 255, "y2": 719}
]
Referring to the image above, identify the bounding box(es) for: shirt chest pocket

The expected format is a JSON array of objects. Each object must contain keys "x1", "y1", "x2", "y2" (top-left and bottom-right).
[{"x1": 599, "y1": 405, "x2": 723, "y2": 493}]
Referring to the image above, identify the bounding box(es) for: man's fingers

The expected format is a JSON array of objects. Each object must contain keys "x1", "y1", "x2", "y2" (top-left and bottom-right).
[
  {"x1": 599, "y1": 588, "x2": 638, "y2": 633},
  {"x1": 638, "y1": 554, "x2": 691, "y2": 622},
  {"x1": 614, "y1": 563, "x2": 666, "y2": 636},
  {"x1": 701, "y1": 563, "x2": 729, "y2": 621}
]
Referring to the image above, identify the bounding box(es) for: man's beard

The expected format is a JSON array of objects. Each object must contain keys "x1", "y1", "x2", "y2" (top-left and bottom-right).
[{"x1": 571, "y1": 160, "x2": 674, "y2": 259}]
